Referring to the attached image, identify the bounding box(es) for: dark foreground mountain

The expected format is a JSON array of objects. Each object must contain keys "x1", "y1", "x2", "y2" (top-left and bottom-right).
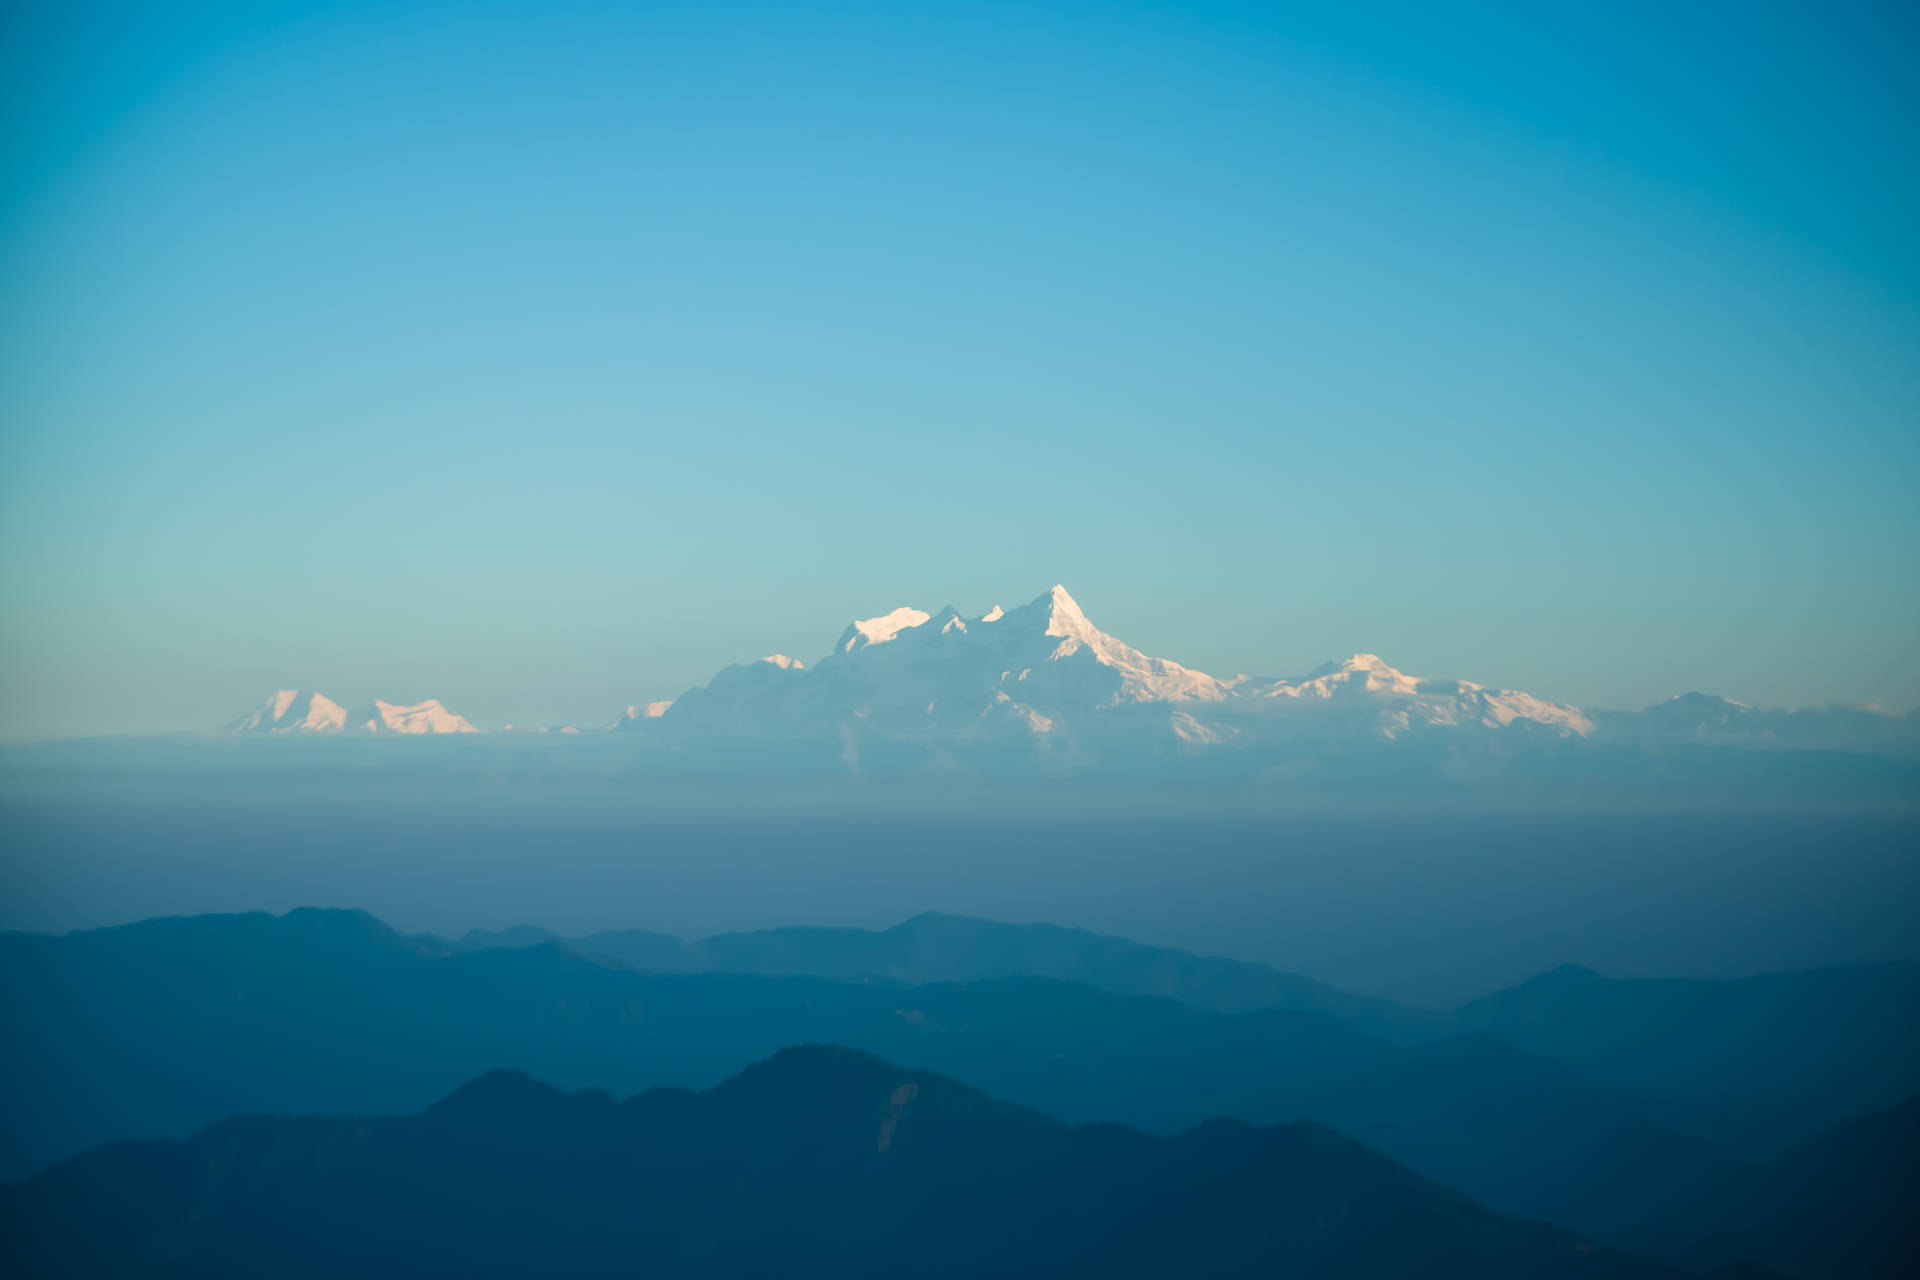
[{"x1": 0, "y1": 1045, "x2": 1687, "y2": 1279}]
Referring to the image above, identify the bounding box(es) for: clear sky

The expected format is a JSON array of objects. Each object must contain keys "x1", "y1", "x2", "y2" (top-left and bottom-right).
[{"x1": 2, "y1": 0, "x2": 1916, "y2": 737}]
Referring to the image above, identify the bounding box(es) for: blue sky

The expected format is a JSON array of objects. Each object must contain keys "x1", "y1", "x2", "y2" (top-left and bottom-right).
[{"x1": 2, "y1": 0, "x2": 1916, "y2": 736}]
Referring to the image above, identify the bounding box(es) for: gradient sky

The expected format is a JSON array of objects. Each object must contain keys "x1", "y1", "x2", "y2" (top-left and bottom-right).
[{"x1": 2, "y1": 0, "x2": 1916, "y2": 737}]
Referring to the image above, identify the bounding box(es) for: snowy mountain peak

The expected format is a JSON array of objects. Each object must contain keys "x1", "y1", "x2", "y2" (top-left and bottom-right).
[
  {"x1": 1038, "y1": 584, "x2": 1100, "y2": 642},
  {"x1": 1305, "y1": 653, "x2": 1401, "y2": 677},
  {"x1": 346, "y1": 699, "x2": 479, "y2": 735},
  {"x1": 1293, "y1": 655, "x2": 1423, "y2": 696},
  {"x1": 226, "y1": 690, "x2": 347, "y2": 733},
  {"x1": 608, "y1": 700, "x2": 676, "y2": 731},
  {"x1": 1234, "y1": 653, "x2": 1590, "y2": 736},
  {"x1": 932, "y1": 606, "x2": 969, "y2": 635},
  {"x1": 835, "y1": 606, "x2": 932, "y2": 654},
  {"x1": 979, "y1": 584, "x2": 1230, "y2": 705},
  {"x1": 761, "y1": 654, "x2": 803, "y2": 669},
  {"x1": 228, "y1": 691, "x2": 477, "y2": 734},
  {"x1": 1667, "y1": 692, "x2": 1753, "y2": 711}
]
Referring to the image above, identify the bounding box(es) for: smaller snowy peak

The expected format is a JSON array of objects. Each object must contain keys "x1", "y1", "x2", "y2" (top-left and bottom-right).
[
  {"x1": 1667, "y1": 692, "x2": 1753, "y2": 711},
  {"x1": 1277, "y1": 655, "x2": 1424, "y2": 698},
  {"x1": 1238, "y1": 657, "x2": 1591, "y2": 735},
  {"x1": 979, "y1": 605, "x2": 1005, "y2": 622},
  {"x1": 611, "y1": 700, "x2": 676, "y2": 731},
  {"x1": 1448, "y1": 684, "x2": 1593, "y2": 735},
  {"x1": 699, "y1": 653, "x2": 808, "y2": 699},
  {"x1": 1313, "y1": 653, "x2": 1395, "y2": 676},
  {"x1": 834, "y1": 607, "x2": 931, "y2": 654},
  {"x1": 226, "y1": 690, "x2": 347, "y2": 733},
  {"x1": 347, "y1": 699, "x2": 479, "y2": 735}
]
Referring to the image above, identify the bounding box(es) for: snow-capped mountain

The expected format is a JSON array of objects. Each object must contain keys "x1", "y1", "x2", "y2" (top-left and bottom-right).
[
  {"x1": 226, "y1": 690, "x2": 348, "y2": 734},
  {"x1": 610, "y1": 700, "x2": 675, "y2": 731},
  {"x1": 346, "y1": 699, "x2": 478, "y2": 734},
  {"x1": 1228, "y1": 654, "x2": 1594, "y2": 738},
  {"x1": 663, "y1": 586, "x2": 1228, "y2": 744},
  {"x1": 652, "y1": 584, "x2": 1589, "y2": 769},
  {"x1": 211, "y1": 586, "x2": 1915, "y2": 775},
  {"x1": 225, "y1": 693, "x2": 476, "y2": 735}
]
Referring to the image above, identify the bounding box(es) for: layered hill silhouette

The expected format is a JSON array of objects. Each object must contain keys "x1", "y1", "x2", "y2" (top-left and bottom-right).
[
  {"x1": 443, "y1": 910, "x2": 1433, "y2": 1036},
  {"x1": 444, "y1": 909, "x2": 1920, "y2": 1158},
  {"x1": 0, "y1": 1045, "x2": 1691, "y2": 1279},
  {"x1": 5, "y1": 907, "x2": 1916, "y2": 1269}
]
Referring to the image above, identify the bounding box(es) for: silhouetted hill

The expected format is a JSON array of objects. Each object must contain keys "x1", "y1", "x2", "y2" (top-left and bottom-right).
[
  {"x1": 685, "y1": 911, "x2": 1433, "y2": 1033},
  {"x1": 444, "y1": 923, "x2": 565, "y2": 951},
  {"x1": 0, "y1": 1046, "x2": 1687, "y2": 1279},
  {"x1": 572, "y1": 924, "x2": 703, "y2": 971},
  {"x1": 0, "y1": 908, "x2": 1770, "y2": 1250},
  {"x1": 438, "y1": 910, "x2": 1430, "y2": 1034}
]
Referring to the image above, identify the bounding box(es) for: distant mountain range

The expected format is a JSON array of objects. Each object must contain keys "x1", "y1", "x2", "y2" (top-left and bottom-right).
[
  {"x1": 5, "y1": 907, "x2": 1914, "y2": 1275},
  {"x1": 1, "y1": 1046, "x2": 1699, "y2": 1280},
  {"x1": 212, "y1": 584, "x2": 1918, "y2": 776},
  {"x1": 228, "y1": 691, "x2": 476, "y2": 734}
]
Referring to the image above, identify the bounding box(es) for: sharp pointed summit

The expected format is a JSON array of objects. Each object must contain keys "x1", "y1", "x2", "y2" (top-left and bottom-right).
[{"x1": 1035, "y1": 583, "x2": 1090, "y2": 632}]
